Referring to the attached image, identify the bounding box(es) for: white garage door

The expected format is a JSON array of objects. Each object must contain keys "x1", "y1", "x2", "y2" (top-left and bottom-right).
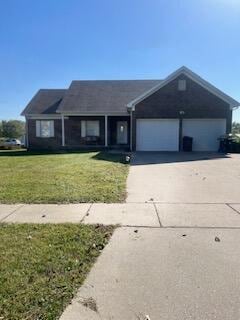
[
  {"x1": 182, "y1": 119, "x2": 226, "y2": 151},
  {"x1": 136, "y1": 119, "x2": 179, "y2": 151}
]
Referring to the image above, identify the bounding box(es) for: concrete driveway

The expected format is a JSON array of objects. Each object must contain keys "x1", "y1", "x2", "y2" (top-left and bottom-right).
[
  {"x1": 60, "y1": 152, "x2": 240, "y2": 320},
  {"x1": 127, "y1": 152, "x2": 240, "y2": 203}
]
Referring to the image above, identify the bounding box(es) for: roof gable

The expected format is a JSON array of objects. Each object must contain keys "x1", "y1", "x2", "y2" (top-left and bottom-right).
[
  {"x1": 21, "y1": 89, "x2": 66, "y2": 115},
  {"x1": 127, "y1": 66, "x2": 240, "y2": 110}
]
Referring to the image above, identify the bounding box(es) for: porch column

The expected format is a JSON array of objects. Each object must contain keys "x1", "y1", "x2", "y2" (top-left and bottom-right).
[
  {"x1": 105, "y1": 115, "x2": 108, "y2": 147},
  {"x1": 130, "y1": 110, "x2": 133, "y2": 151},
  {"x1": 61, "y1": 114, "x2": 65, "y2": 147}
]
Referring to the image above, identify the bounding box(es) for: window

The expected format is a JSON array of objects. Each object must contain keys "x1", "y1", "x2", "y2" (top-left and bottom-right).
[
  {"x1": 81, "y1": 120, "x2": 100, "y2": 137},
  {"x1": 178, "y1": 79, "x2": 186, "y2": 91},
  {"x1": 36, "y1": 120, "x2": 54, "y2": 138}
]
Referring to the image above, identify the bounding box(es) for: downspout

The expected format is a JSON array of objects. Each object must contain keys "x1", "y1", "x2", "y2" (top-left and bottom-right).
[
  {"x1": 127, "y1": 103, "x2": 135, "y2": 152},
  {"x1": 61, "y1": 114, "x2": 65, "y2": 147},
  {"x1": 229, "y1": 108, "x2": 233, "y2": 134},
  {"x1": 105, "y1": 115, "x2": 108, "y2": 148},
  {"x1": 228, "y1": 104, "x2": 238, "y2": 134},
  {"x1": 128, "y1": 105, "x2": 134, "y2": 152},
  {"x1": 130, "y1": 109, "x2": 132, "y2": 152}
]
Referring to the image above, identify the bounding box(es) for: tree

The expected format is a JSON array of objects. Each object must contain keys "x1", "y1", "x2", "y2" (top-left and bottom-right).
[
  {"x1": 1, "y1": 120, "x2": 25, "y2": 138},
  {"x1": 0, "y1": 121, "x2": 3, "y2": 137},
  {"x1": 232, "y1": 122, "x2": 240, "y2": 135}
]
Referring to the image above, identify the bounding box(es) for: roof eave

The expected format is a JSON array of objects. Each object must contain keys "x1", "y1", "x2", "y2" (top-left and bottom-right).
[
  {"x1": 230, "y1": 104, "x2": 240, "y2": 110},
  {"x1": 55, "y1": 111, "x2": 130, "y2": 115}
]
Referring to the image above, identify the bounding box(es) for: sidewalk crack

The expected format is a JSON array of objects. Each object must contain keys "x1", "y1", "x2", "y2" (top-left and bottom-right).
[
  {"x1": 0, "y1": 204, "x2": 25, "y2": 222},
  {"x1": 153, "y1": 203, "x2": 162, "y2": 227},
  {"x1": 226, "y1": 203, "x2": 240, "y2": 216},
  {"x1": 80, "y1": 203, "x2": 93, "y2": 223}
]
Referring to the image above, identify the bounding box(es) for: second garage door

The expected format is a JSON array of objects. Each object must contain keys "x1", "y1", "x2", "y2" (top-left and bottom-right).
[
  {"x1": 182, "y1": 119, "x2": 226, "y2": 151},
  {"x1": 136, "y1": 119, "x2": 179, "y2": 151}
]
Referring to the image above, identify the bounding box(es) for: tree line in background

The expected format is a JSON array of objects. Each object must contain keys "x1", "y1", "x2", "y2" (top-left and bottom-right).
[
  {"x1": 0, "y1": 120, "x2": 25, "y2": 138},
  {"x1": 232, "y1": 122, "x2": 240, "y2": 135}
]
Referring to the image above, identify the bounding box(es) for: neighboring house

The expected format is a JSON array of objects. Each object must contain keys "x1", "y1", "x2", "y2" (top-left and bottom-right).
[{"x1": 21, "y1": 66, "x2": 240, "y2": 152}]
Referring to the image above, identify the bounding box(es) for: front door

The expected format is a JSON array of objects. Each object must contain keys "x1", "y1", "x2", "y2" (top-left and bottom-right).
[{"x1": 117, "y1": 121, "x2": 128, "y2": 144}]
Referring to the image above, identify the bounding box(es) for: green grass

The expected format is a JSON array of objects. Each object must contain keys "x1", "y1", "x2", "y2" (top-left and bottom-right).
[
  {"x1": 0, "y1": 150, "x2": 129, "y2": 203},
  {"x1": 0, "y1": 223, "x2": 115, "y2": 320}
]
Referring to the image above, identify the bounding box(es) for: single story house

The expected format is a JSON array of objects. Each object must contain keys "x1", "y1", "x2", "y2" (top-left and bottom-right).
[{"x1": 22, "y1": 66, "x2": 240, "y2": 152}]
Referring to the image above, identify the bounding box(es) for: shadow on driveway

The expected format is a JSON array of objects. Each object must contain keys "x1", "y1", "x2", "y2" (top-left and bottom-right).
[{"x1": 131, "y1": 151, "x2": 230, "y2": 165}]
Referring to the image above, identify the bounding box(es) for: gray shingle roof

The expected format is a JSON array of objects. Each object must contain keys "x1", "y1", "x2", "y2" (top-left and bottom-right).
[
  {"x1": 21, "y1": 89, "x2": 66, "y2": 115},
  {"x1": 22, "y1": 80, "x2": 162, "y2": 115},
  {"x1": 57, "y1": 80, "x2": 162, "y2": 114}
]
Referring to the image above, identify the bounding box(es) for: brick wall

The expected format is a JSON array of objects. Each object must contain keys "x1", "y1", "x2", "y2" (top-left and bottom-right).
[
  {"x1": 27, "y1": 116, "x2": 106, "y2": 149},
  {"x1": 65, "y1": 116, "x2": 105, "y2": 146},
  {"x1": 28, "y1": 119, "x2": 62, "y2": 150},
  {"x1": 132, "y1": 75, "x2": 232, "y2": 150}
]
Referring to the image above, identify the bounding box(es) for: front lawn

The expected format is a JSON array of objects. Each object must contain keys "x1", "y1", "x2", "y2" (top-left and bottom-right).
[
  {"x1": 0, "y1": 150, "x2": 129, "y2": 203},
  {"x1": 0, "y1": 223, "x2": 114, "y2": 320}
]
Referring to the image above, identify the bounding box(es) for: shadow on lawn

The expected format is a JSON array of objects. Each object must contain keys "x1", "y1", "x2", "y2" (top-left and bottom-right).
[
  {"x1": 0, "y1": 149, "x2": 128, "y2": 164},
  {"x1": 91, "y1": 151, "x2": 128, "y2": 164},
  {"x1": 0, "y1": 149, "x2": 99, "y2": 157}
]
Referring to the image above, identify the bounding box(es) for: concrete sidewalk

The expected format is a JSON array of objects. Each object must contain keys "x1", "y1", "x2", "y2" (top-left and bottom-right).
[
  {"x1": 2, "y1": 203, "x2": 240, "y2": 320},
  {"x1": 1, "y1": 202, "x2": 240, "y2": 228}
]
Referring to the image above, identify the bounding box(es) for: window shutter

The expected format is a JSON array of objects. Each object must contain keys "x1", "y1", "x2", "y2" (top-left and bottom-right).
[
  {"x1": 50, "y1": 121, "x2": 54, "y2": 137},
  {"x1": 81, "y1": 121, "x2": 86, "y2": 137},
  {"x1": 36, "y1": 121, "x2": 41, "y2": 137}
]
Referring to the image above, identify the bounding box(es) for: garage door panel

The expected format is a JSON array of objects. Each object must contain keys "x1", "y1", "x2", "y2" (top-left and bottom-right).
[
  {"x1": 182, "y1": 119, "x2": 226, "y2": 151},
  {"x1": 136, "y1": 119, "x2": 179, "y2": 151}
]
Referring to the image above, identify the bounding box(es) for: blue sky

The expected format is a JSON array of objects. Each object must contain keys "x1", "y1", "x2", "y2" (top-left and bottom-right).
[{"x1": 0, "y1": 0, "x2": 240, "y2": 121}]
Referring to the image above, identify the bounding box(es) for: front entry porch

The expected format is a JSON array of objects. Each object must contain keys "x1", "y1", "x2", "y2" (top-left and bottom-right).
[
  {"x1": 108, "y1": 116, "x2": 130, "y2": 149},
  {"x1": 62, "y1": 115, "x2": 130, "y2": 150}
]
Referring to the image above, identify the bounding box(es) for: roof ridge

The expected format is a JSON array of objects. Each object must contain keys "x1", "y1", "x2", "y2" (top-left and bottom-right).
[
  {"x1": 39, "y1": 88, "x2": 66, "y2": 91},
  {"x1": 71, "y1": 79, "x2": 162, "y2": 82}
]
